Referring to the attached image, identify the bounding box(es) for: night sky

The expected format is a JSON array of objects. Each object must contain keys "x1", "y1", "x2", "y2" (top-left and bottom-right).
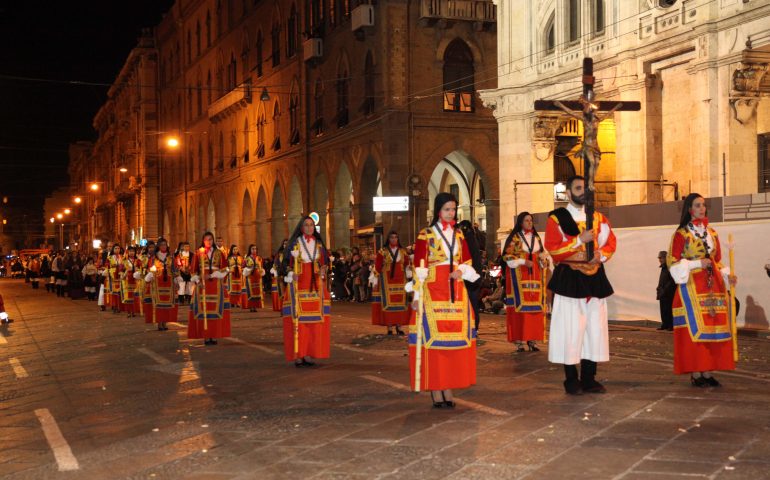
[{"x1": 0, "y1": 1, "x2": 174, "y2": 244}]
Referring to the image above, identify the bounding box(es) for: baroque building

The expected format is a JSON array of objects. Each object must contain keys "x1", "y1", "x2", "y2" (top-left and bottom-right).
[
  {"x1": 481, "y1": 0, "x2": 770, "y2": 228},
  {"x1": 70, "y1": 0, "x2": 499, "y2": 253}
]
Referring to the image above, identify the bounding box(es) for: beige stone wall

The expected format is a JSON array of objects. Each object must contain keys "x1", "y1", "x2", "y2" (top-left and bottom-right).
[{"x1": 482, "y1": 0, "x2": 770, "y2": 229}]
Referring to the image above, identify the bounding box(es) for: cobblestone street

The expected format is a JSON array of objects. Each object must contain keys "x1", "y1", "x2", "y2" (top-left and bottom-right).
[{"x1": 1, "y1": 278, "x2": 769, "y2": 479}]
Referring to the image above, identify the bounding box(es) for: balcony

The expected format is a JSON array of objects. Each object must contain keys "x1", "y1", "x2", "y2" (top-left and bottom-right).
[
  {"x1": 208, "y1": 79, "x2": 252, "y2": 122},
  {"x1": 419, "y1": 0, "x2": 496, "y2": 30}
]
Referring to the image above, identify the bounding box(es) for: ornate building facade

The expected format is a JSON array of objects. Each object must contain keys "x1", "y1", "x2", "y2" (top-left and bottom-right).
[
  {"x1": 481, "y1": 0, "x2": 770, "y2": 228},
  {"x1": 69, "y1": 29, "x2": 161, "y2": 247},
  {"x1": 143, "y1": 0, "x2": 498, "y2": 254}
]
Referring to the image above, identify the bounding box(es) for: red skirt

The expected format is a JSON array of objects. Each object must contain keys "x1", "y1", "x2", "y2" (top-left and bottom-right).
[
  {"x1": 673, "y1": 329, "x2": 735, "y2": 374},
  {"x1": 188, "y1": 313, "x2": 231, "y2": 339},
  {"x1": 272, "y1": 292, "x2": 282, "y2": 311},
  {"x1": 282, "y1": 318, "x2": 331, "y2": 361},
  {"x1": 150, "y1": 306, "x2": 179, "y2": 324},
  {"x1": 241, "y1": 293, "x2": 263, "y2": 309},
  {"x1": 143, "y1": 303, "x2": 154, "y2": 323},
  {"x1": 506, "y1": 310, "x2": 545, "y2": 342},
  {"x1": 408, "y1": 264, "x2": 476, "y2": 391}
]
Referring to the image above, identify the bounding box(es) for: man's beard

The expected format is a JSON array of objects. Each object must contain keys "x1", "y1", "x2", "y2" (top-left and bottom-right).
[{"x1": 571, "y1": 194, "x2": 586, "y2": 206}]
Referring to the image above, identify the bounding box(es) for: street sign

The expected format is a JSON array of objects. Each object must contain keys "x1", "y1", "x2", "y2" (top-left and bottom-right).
[{"x1": 373, "y1": 196, "x2": 409, "y2": 212}]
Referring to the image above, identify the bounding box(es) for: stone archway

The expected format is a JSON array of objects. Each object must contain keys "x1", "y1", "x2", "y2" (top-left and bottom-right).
[
  {"x1": 358, "y1": 156, "x2": 381, "y2": 227},
  {"x1": 177, "y1": 207, "x2": 184, "y2": 243},
  {"x1": 287, "y1": 175, "x2": 303, "y2": 231},
  {"x1": 241, "y1": 189, "x2": 254, "y2": 248},
  {"x1": 206, "y1": 197, "x2": 216, "y2": 236},
  {"x1": 332, "y1": 162, "x2": 353, "y2": 249},
  {"x1": 428, "y1": 150, "x2": 486, "y2": 224},
  {"x1": 163, "y1": 210, "x2": 171, "y2": 240},
  {"x1": 271, "y1": 182, "x2": 286, "y2": 253},
  {"x1": 313, "y1": 172, "x2": 329, "y2": 241},
  {"x1": 215, "y1": 194, "x2": 228, "y2": 241},
  {"x1": 188, "y1": 203, "x2": 197, "y2": 243},
  {"x1": 256, "y1": 186, "x2": 270, "y2": 256}
]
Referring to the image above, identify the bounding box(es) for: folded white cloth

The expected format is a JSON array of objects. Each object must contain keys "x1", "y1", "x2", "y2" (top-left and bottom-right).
[
  {"x1": 404, "y1": 280, "x2": 415, "y2": 293},
  {"x1": 406, "y1": 269, "x2": 413, "y2": 279},
  {"x1": 243, "y1": 267, "x2": 253, "y2": 277},
  {"x1": 368, "y1": 272, "x2": 378, "y2": 287},
  {"x1": 0, "y1": 312, "x2": 8, "y2": 321},
  {"x1": 415, "y1": 267, "x2": 429, "y2": 281},
  {"x1": 212, "y1": 270, "x2": 228, "y2": 280},
  {"x1": 457, "y1": 263, "x2": 481, "y2": 282},
  {"x1": 133, "y1": 271, "x2": 143, "y2": 280},
  {"x1": 191, "y1": 274, "x2": 200, "y2": 284},
  {"x1": 284, "y1": 272, "x2": 294, "y2": 283},
  {"x1": 270, "y1": 267, "x2": 277, "y2": 275},
  {"x1": 506, "y1": 259, "x2": 525, "y2": 269},
  {"x1": 144, "y1": 272, "x2": 155, "y2": 283},
  {"x1": 291, "y1": 250, "x2": 299, "y2": 258}
]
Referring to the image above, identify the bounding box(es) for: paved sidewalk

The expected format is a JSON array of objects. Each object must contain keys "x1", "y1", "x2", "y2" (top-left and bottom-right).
[{"x1": 0, "y1": 278, "x2": 769, "y2": 479}]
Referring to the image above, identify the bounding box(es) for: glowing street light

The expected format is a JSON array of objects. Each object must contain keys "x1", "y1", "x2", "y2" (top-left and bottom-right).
[
  {"x1": 56, "y1": 213, "x2": 63, "y2": 220},
  {"x1": 64, "y1": 208, "x2": 71, "y2": 215},
  {"x1": 165, "y1": 136, "x2": 180, "y2": 149},
  {"x1": 50, "y1": 217, "x2": 55, "y2": 223},
  {"x1": 119, "y1": 167, "x2": 128, "y2": 173},
  {"x1": 90, "y1": 183, "x2": 99, "y2": 191},
  {"x1": 74, "y1": 196, "x2": 82, "y2": 204}
]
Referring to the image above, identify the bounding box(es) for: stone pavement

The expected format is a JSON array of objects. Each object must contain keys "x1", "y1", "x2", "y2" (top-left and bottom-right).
[{"x1": 1, "y1": 278, "x2": 769, "y2": 480}]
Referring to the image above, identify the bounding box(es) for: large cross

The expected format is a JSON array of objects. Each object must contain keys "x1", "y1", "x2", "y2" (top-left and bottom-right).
[{"x1": 534, "y1": 57, "x2": 640, "y2": 260}]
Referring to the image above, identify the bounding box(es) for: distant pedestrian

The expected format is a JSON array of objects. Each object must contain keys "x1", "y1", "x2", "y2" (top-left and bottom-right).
[{"x1": 656, "y1": 250, "x2": 676, "y2": 331}]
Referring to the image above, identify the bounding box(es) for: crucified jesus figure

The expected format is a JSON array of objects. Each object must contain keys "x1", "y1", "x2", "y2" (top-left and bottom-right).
[{"x1": 554, "y1": 96, "x2": 622, "y2": 192}]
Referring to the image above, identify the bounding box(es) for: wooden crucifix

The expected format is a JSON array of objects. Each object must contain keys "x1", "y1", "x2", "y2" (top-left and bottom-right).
[{"x1": 534, "y1": 57, "x2": 640, "y2": 261}]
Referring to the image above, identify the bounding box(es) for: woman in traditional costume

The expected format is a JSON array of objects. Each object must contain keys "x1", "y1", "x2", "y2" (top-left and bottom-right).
[
  {"x1": 271, "y1": 239, "x2": 288, "y2": 312},
  {"x1": 120, "y1": 246, "x2": 142, "y2": 317},
  {"x1": 281, "y1": 218, "x2": 331, "y2": 367},
  {"x1": 668, "y1": 193, "x2": 737, "y2": 387},
  {"x1": 370, "y1": 230, "x2": 411, "y2": 335},
  {"x1": 143, "y1": 238, "x2": 178, "y2": 331},
  {"x1": 226, "y1": 245, "x2": 244, "y2": 307},
  {"x1": 189, "y1": 232, "x2": 231, "y2": 345},
  {"x1": 502, "y1": 212, "x2": 547, "y2": 352},
  {"x1": 242, "y1": 244, "x2": 265, "y2": 311},
  {"x1": 107, "y1": 244, "x2": 124, "y2": 313},
  {"x1": 410, "y1": 192, "x2": 479, "y2": 408},
  {"x1": 139, "y1": 241, "x2": 156, "y2": 324}
]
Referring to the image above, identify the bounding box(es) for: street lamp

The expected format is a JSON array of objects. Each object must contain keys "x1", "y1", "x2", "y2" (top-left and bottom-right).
[
  {"x1": 74, "y1": 196, "x2": 82, "y2": 204},
  {"x1": 165, "y1": 136, "x2": 180, "y2": 148},
  {"x1": 119, "y1": 167, "x2": 128, "y2": 173},
  {"x1": 90, "y1": 183, "x2": 99, "y2": 192},
  {"x1": 64, "y1": 208, "x2": 71, "y2": 215}
]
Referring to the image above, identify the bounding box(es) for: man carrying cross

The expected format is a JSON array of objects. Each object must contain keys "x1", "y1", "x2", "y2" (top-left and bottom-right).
[
  {"x1": 536, "y1": 58, "x2": 638, "y2": 395},
  {"x1": 544, "y1": 175, "x2": 616, "y2": 395}
]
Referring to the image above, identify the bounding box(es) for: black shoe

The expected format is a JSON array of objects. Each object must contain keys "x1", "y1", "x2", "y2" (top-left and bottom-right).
[
  {"x1": 302, "y1": 359, "x2": 316, "y2": 367},
  {"x1": 527, "y1": 341, "x2": 540, "y2": 352},
  {"x1": 396, "y1": 327, "x2": 405, "y2": 336},
  {"x1": 204, "y1": 339, "x2": 218, "y2": 345},
  {"x1": 516, "y1": 345, "x2": 525, "y2": 352},
  {"x1": 295, "y1": 361, "x2": 306, "y2": 368},
  {"x1": 387, "y1": 329, "x2": 393, "y2": 336},
  {"x1": 432, "y1": 401, "x2": 446, "y2": 409},
  {"x1": 656, "y1": 325, "x2": 667, "y2": 331},
  {"x1": 581, "y1": 379, "x2": 607, "y2": 394},
  {"x1": 704, "y1": 376, "x2": 721, "y2": 387},
  {"x1": 666, "y1": 326, "x2": 674, "y2": 331},
  {"x1": 564, "y1": 379, "x2": 583, "y2": 395},
  {"x1": 691, "y1": 376, "x2": 709, "y2": 388},
  {"x1": 443, "y1": 401, "x2": 456, "y2": 408}
]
